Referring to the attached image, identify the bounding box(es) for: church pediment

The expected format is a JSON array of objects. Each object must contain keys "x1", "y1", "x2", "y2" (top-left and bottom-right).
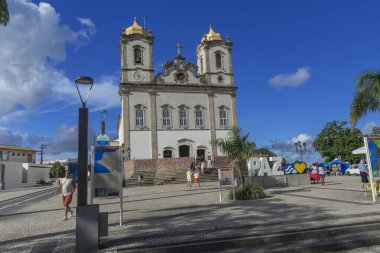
[{"x1": 154, "y1": 57, "x2": 205, "y2": 85}]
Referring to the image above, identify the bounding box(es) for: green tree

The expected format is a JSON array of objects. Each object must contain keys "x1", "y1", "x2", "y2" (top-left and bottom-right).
[
  {"x1": 49, "y1": 162, "x2": 66, "y2": 178},
  {"x1": 253, "y1": 147, "x2": 277, "y2": 157},
  {"x1": 313, "y1": 121, "x2": 363, "y2": 163},
  {"x1": 0, "y1": 0, "x2": 9, "y2": 26},
  {"x1": 350, "y1": 71, "x2": 380, "y2": 128},
  {"x1": 215, "y1": 127, "x2": 256, "y2": 187}
]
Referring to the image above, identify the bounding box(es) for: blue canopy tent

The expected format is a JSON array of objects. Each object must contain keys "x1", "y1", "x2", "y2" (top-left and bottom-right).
[{"x1": 327, "y1": 159, "x2": 350, "y2": 175}]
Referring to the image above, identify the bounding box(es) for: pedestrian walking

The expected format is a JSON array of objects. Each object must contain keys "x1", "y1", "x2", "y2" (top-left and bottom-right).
[
  {"x1": 201, "y1": 161, "x2": 206, "y2": 174},
  {"x1": 358, "y1": 158, "x2": 368, "y2": 191},
  {"x1": 56, "y1": 171, "x2": 76, "y2": 221},
  {"x1": 138, "y1": 172, "x2": 144, "y2": 186},
  {"x1": 186, "y1": 169, "x2": 193, "y2": 187},
  {"x1": 194, "y1": 169, "x2": 200, "y2": 188},
  {"x1": 318, "y1": 164, "x2": 326, "y2": 186}
]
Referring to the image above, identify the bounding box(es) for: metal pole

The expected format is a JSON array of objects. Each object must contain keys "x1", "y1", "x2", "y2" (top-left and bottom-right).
[
  {"x1": 218, "y1": 168, "x2": 222, "y2": 204},
  {"x1": 77, "y1": 107, "x2": 88, "y2": 206},
  {"x1": 119, "y1": 147, "x2": 123, "y2": 226},
  {"x1": 232, "y1": 168, "x2": 236, "y2": 202},
  {"x1": 364, "y1": 137, "x2": 376, "y2": 203},
  {"x1": 90, "y1": 146, "x2": 94, "y2": 205}
]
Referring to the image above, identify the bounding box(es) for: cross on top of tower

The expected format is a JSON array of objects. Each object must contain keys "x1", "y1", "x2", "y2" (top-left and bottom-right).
[{"x1": 175, "y1": 43, "x2": 183, "y2": 55}]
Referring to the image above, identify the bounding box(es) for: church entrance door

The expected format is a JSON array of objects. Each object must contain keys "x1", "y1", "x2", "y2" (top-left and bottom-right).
[
  {"x1": 197, "y1": 149, "x2": 205, "y2": 160},
  {"x1": 163, "y1": 150, "x2": 172, "y2": 158},
  {"x1": 179, "y1": 145, "x2": 190, "y2": 157}
]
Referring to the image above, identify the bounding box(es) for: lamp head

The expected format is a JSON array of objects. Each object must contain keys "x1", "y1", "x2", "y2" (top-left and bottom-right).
[
  {"x1": 100, "y1": 109, "x2": 107, "y2": 121},
  {"x1": 75, "y1": 76, "x2": 94, "y2": 108}
]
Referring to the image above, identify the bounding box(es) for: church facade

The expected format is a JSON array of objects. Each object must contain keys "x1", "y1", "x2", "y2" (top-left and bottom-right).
[{"x1": 118, "y1": 18, "x2": 238, "y2": 160}]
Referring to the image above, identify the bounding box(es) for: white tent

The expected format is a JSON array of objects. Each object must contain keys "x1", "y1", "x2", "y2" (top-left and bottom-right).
[{"x1": 352, "y1": 146, "x2": 366, "y2": 155}]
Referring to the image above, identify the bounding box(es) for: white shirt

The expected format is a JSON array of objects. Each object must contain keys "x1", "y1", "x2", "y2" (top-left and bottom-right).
[{"x1": 61, "y1": 178, "x2": 74, "y2": 196}]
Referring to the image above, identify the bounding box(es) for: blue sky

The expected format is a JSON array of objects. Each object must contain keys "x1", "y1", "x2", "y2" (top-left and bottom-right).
[{"x1": 1, "y1": 0, "x2": 380, "y2": 163}]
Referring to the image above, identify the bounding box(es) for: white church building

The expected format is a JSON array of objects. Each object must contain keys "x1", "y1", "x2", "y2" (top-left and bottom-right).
[{"x1": 117, "y1": 18, "x2": 238, "y2": 160}]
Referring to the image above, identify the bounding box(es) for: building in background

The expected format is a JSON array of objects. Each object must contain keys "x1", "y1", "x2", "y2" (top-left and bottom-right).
[
  {"x1": 0, "y1": 145, "x2": 49, "y2": 190},
  {"x1": 118, "y1": 19, "x2": 237, "y2": 160},
  {"x1": 0, "y1": 144, "x2": 36, "y2": 163}
]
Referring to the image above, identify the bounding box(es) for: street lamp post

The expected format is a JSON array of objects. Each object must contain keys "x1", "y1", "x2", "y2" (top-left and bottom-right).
[
  {"x1": 75, "y1": 76, "x2": 97, "y2": 252},
  {"x1": 75, "y1": 76, "x2": 93, "y2": 206},
  {"x1": 294, "y1": 141, "x2": 307, "y2": 162},
  {"x1": 100, "y1": 109, "x2": 107, "y2": 135}
]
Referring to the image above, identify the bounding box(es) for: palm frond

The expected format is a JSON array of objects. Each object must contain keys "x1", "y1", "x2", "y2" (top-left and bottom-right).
[
  {"x1": 350, "y1": 71, "x2": 380, "y2": 128},
  {"x1": 0, "y1": 0, "x2": 9, "y2": 26}
]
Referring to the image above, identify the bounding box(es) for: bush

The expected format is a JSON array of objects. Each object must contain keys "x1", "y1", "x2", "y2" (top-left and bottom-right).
[{"x1": 228, "y1": 182, "x2": 265, "y2": 200}]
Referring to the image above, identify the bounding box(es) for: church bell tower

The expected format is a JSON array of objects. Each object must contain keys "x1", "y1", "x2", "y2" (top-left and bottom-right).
[
  {"x1": 196, "y1": 24, "x2": 234, "y2": 86},
  {"x1": 120, "y1": 18, "x2": 154, "y2": 83}
]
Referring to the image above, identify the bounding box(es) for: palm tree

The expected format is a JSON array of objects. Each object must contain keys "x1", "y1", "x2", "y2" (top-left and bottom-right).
[
  {"x1": 350, "y1": 71, "x2": 380, "y2": 128},
  {"x1": 215, "y1": 127, "x2": 256, "y2": 187},
  {"x1": 0, "y1": 0, "x2": 9, "y2": 26}
]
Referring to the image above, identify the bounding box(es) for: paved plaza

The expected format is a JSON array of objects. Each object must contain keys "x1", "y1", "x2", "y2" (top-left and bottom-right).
[{"x1": 1, "y1": 176, "x2": 380, "y2": 252}]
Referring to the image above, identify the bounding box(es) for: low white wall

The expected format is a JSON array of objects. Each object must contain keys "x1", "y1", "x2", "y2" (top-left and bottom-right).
[
  {"x1": 23, "y1": 163, "x2": 51, "y2": 186},
  {"x1": 0, "y1": 161, "x2": 51, "y2": 189}
]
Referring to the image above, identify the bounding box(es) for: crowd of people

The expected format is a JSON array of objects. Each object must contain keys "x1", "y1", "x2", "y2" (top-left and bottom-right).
[
  {"x1": 309, "y1": 163, "x2": 326, "y2": 186},
  {"x1": 309, "y1": 158, "x2": 370, "y2": 191},
  {"x1": 186, "y1": 156, "x2": 212, "y2": 188}
]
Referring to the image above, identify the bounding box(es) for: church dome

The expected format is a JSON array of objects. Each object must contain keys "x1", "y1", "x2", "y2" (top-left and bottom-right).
[
  {"x1": 124, "y1": 17, "x2": 146, "y2": 35},
  {"x1": 201, "y1": 24, "x2": 223, "y2": 42}
]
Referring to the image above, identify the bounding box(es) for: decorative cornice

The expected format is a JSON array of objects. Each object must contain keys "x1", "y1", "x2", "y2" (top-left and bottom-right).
[{"x1": 119, "y1": 83, "x2": 237, "y2": 95}]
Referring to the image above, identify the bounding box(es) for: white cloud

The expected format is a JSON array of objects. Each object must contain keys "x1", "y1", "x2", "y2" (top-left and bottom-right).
[
  {"x1": 269, "y1": 67, "x2": 311, "y2": 88},
  {"x1": 0, "y1": 0, "x2": 101, "y2": 120},
  {"x1": 0, "y1": 124, "x2": 98, "y2": 157},
  {"x1": 362, "y1": 122, "x2": 377, "y2": 135},
  {"x1": 270, "y1": 133, "x2": 321, "y2": 164}
]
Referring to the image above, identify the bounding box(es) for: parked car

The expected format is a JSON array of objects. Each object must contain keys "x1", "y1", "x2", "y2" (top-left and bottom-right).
[{"x1": 345, "y1": 165, "x2": 360, "y2": 176}]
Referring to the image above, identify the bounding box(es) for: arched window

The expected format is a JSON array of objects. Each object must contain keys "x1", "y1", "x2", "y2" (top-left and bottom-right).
[
  {"x1": 215, "y1": 52, "x2": 222, "y2": 69},
  {"x1": 195, "y1": 108, "x2": 203, "y2": 127},
  {"x1": 135, "y1": 106, "x2": 144, "y2": 126},
  {"x1": 162, "y1": 107, "x2": 171, "y2": 127},
  {"x1": 220, "y1": 107, "x2": 227, "y2": 126},
  {"x1": 179, "y1": 108, "x2": 188, "y2": 127},
  {"x1": 134, "y1": 48, "x2": 142, "y2": 64}
]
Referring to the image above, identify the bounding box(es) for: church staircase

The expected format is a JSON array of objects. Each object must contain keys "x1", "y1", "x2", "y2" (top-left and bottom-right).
[
  {"x1": 124, "y1": 167, "x2": 249, "y2": 187},
  {"x1": 124, "y1": 168, "x2": 219, "y2": 187}
]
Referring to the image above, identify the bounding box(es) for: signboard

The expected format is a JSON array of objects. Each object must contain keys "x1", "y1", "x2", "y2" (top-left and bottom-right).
[
  {"x1": 248, "y1": 157, "x2": 284, "y2": 176},
  {"x1": 217, "y1": 168, "x2": 235, "y2": 203},
  {"x1": 93, "y1": 146, "x2": 121, "y2": 195},
  {"x1": 96, "y1": 134, "x2": 110, "y2": 146},
  {"x1": 218, "y1": 168, "x2": 234, "y2": 186},
  {"x1": 67, "y1": 159, "x2": 78, "y2": 180},
  {"x1": 364, "y1": 137, "x2": 380, "y2": 202}
]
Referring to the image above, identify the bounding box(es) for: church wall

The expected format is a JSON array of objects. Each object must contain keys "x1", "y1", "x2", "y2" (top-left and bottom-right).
[
  {"x1": 156, "y1": 92, "x2": 210, "y2": 130},
  {"x1": 162, "y1": 71, "x2": 200, "y2": 85},
  {"x1": 211, "y1": 74, "x2": 231, "y2": 86},
  {"x1": 197, "y1": 51, "x2": 206, "y2": 75},
  {"x1": 129, "y1": 92, "x2": 151, "y2": 130},
  {"x1": 208, "y1": 46, "x2": 232, "y2": 86},
  {"x1": 213, "y1": 94, "x2": 234, "y2": 128},
  {"x1": 126, "y1": 40, "x2": 151, "y2": 70},
  {"x1": 157, "y1": 130, "x2": 211, "y2": 158},
  {"x1": 130, "y1": 131, "x2": 152, "y2": 159},
  {"x1": 215, "y1": 130, "x2": 231, "y2": 156},
  {"x1": 208, "y1": 46, "x2": 230, "y2": 73}
]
